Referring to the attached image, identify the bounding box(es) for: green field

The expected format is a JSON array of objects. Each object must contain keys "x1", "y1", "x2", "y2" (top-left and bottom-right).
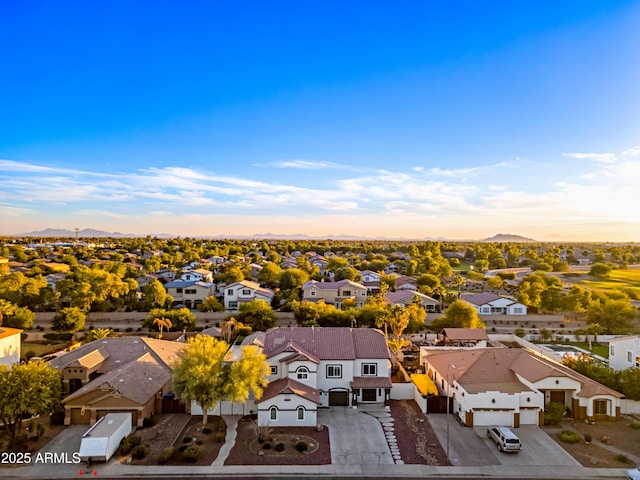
[
  {"x1": 21, "y1": 342, "x2": 68, "y2": 358},
  {"x1": 576, "y1": 269, "x2": 640, "y2": 298}
]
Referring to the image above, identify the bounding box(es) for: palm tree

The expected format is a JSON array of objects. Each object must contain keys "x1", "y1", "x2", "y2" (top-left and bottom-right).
[
  {"x1": 153, "y1": 317, "x2": 172, "y2": 339},
  {"x1": 84, "y1": 328, "x2": 115, "y2": 342}
]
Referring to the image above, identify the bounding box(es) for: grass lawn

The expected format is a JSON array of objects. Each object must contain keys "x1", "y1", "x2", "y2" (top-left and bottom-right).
[
  {"x1": 564, "y1": 341, "x2": 609, "y2": 359},
  {"x1": 573, "y1": 269, "x2": 640, "y2": 298}
]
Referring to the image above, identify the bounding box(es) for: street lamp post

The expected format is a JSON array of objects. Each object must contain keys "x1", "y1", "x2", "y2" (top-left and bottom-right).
[{"x1": 446, "y1": 363, "x2": 457, "y2": 463}]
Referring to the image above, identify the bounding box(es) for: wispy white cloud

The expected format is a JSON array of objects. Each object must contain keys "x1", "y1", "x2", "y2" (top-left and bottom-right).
[
  {"x1": 622, "y1": 146, "x2": 640, "y2": 158},
  {"x1": 260, "y1": 159, "x2": 344, "y2": 170},
  {"x1": 562, "y1": 152, "x2": 617, "y2": 163}
]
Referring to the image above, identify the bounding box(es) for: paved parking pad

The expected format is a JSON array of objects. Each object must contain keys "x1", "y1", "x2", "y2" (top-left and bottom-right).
[{"x1": 476, "y1": 425, "x2": 581, "y2": 466}]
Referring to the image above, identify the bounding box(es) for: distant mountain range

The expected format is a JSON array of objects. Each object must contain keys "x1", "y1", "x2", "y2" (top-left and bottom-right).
[
  {"x1": 15, "y1": 228, "x2": 536, "y2": 243},
  {"x1": 480, "y1": 233, "x2": 538, "y2": 242}
]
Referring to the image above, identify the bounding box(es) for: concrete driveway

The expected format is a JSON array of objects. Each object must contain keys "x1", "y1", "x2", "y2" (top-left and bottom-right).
[{"x1": 318, "y1": 407, "x2": 393, "y2": 465}]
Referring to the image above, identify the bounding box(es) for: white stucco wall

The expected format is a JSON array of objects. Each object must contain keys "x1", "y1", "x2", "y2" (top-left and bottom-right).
[
  {"x1": 0, "y1": 330, "x2": 21, "y2": 366},
  {"x1": 257, "y1": 395, "x2": 317, "y2": 427}
]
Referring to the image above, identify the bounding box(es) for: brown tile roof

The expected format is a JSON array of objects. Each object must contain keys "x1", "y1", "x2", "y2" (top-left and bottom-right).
[
  {"x1": 424, "y1": 348, "x2": 623, "y2": 399},
  {"x1": 350, "y1": 376, "x2": 392, "y2": 389},
  {"x1": 442, "y1": 328, "x2": 489, "y2": 341},
  {"x1": 64, "y1": 352, "x2": 170, "y2": 405},
  {"x1": 303, "y1": 279, "x2": 366, "y2": 291},
  {"x1": 67, "y1": 347, "x2": 111, "y2": 369},
  {"x1": 263, "y1": 327, "x2": 389, "y2": 361},
  {"x1": 460, "y1": 292, "x2": 518, "y2": 306},
  {"x1": 259, "y1": 377, "x2": 320, "y2": 404}
]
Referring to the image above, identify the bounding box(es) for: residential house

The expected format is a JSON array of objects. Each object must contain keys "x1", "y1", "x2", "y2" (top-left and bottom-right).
[
  {"x1": 257, "y1": 327, "x2": 392, "y2": 426},
  {"x1": 393, "y1": 274, "x2": 418, "y2": 291},
  {"x1": 359, "y1": 269, "x2": 381, "y2": 294},
  {"x1": 224, "y1": 280, "x2": 275, "y2": 310},
  {"x1": 608, "y1": 335, "x2": 640, "y2": 371},
  {"x1": 179, "y1": 268, "x2": 214, "y2": 283},
  {"x1": 385, "y1": 290, "x2": 440, "y2": 313},
  {"x1": 460, "y1": 292, "x2": 527, "y2": 315},
  {"x1": 164, "y1": 280, "x2": 216, "y2": 310},
  {"x1": 48, "y1": 337, "x2": 185, "y2": 426},
  {"x1": 0, "y1": 327, "x2": 21, "y2": 366},
  {"x1": 302, "y1": 279, "x2": 368, "y2": 308},
  {"x1": 437, "y1": 328, "x2": 489, "y2": 347},
  {"x1": 423, "y1": 348, "x2": 623, "y2": 428}
]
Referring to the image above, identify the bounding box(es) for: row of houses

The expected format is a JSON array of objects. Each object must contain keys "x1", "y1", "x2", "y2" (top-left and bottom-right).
[{"x1": 45, "y1": 326, "x2": 630, "y2": 430}]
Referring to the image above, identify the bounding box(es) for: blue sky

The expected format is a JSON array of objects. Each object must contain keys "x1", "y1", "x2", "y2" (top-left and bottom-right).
[{"x1": 1, "y1": 1, "x2": 639, "y2": 241}]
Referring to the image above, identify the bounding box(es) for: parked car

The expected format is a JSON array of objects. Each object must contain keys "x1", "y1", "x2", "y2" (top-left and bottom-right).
[
  {"x1": 487, "y1": 426, "x2": 522, "y2": 452},
  {"x1": 627, "y1": 466, "x2": 640, "y2": 480}
]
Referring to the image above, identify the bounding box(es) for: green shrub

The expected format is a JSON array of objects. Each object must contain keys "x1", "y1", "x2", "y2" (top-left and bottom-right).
[
  {"x1": 616, "y1": 454, "x2": 631, "y2": 464},
  {"x1": 545, "y1": 402, "x2": 566, "y2": 425},
  {"x1": 131, "y1": 444, "x2": 148, "y2": 460},
  {"x1": 157, "y1": 447, "x2": 174, "y2": 465},
  {"x1": 125, "y1": 327, "x2": 133, "y2": 332},
  {"x1": 43, "y1": 332, "x2": 73, "y2": 341},
  {"x1": 183, "y1": 445, "x2": 202, "y2": 463},
  {"x1": 142, "y1": 417, "x2": 155, "y2": 428},
  {"x1": 629, "y1": 422, "x2": 640, "y2": 430},
  {"x1": 584, "y1": 433, "x2": 592, "y2": 443},
  {"x1": 120, "y1": 434, "x2": 142, "y2": 455},
  {"x1": 558, "y1": 430, "x2": 580, "y2": 443},
  {"x1": 214, "y1": 432, "x2": 225, "y2": 443},
  {"x1": 275, "y1": 442, "x2": 285, "y2": 452},
  {"x1": 295, "y1": 441, "x2": 308, "y2": 452},
  {"x1": 202, "y1": 426, "x2": 212, "y2": 434}
]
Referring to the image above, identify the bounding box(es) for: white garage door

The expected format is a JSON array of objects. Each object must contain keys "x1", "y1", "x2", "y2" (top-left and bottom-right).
[
  {"x1": 519, "y1": 409, "x2": 539, "y2": 425},
  {"x1": 473, "y1": 410, "x2": 514, "y2": 427}
]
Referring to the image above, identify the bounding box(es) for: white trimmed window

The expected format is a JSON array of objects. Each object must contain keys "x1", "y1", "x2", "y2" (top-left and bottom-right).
[
  {"x1": 326, "y1": 365, "x2": 342, "y2": 378},
  {"x1": 296, "y1": 366, "x2": 309, "y2": 380},
  {"x1": 270, "y1": 366, "x2": 278, "y2": 375},
  {"x1": 297, "y1": 406, "x2": 305, "y2": 421},
  {"x1": 362, "y1": 363, "x2": 377, "y2": 376},
  {"x1": 269, "y1": 406, "x2": 278, "y2": 421},
  {"x1": 628, "y1": 351, "x2": 633, "y2": 363}
]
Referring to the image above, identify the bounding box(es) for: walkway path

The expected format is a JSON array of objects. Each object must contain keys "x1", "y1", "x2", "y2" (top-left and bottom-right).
[{"x1": 211, "y1": 415, "x2": 240, "y2": 466}]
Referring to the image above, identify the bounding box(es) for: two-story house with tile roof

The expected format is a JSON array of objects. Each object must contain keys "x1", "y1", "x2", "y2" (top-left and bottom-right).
[
  {"x1": 608, "y1": 335, "x2": 640, "y2": 371},
  {"x1": 224, "y1": 280, "x2": 275, "y2": 310},
  {"x1": 164, "y1": 280, "x2": 216, "y2": 310},
  {"x1": 359, "y1": 269, "x2": 381, "y2": 294},
  {"x1": 256, "y1": 327, "x2": 392, "y2": 426},
  {"x1": 302, "y1": 279, "x2": 368, "y2": 309}
]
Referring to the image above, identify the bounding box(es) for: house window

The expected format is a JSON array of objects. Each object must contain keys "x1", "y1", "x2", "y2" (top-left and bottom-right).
[
  {"x1": 513, "y1": 307, "x2": 523, "y2": 313},
  {"x1": 628, "y1": 351, "x2": 633, "y2": 363},
  {"x1": 343, "y1": 290, "x2": 351, "y2": 297},
  {"x1": 326, "y1": 365, "x2": 342, "y2": 378},
  {"x1": 361, "y1": 290, "x2": 366, "y2": 296},
  {"x1": 482, "y1": 307, "x2": 490, "y2": 313},
  {"x1": 269, "y1": 406, "x2": 278, "y2": 421},
  {"x1": 297, "y1": 407, "x2": 305, "y2": 421},
  {"x1": 185, "y1": 289, "x2": 196, "y2": 294},
  {"x1": 594, "y1": 399, "x2": 608, "y2": 415},
  {"x1": 362, "y1": 363, "x2": 377, "y2": 376},
  {"x1": 296, "y1": 366, "x2": 309, "y2": 380},
  {"x1": 176, "y1": 288, "x2": 183, "y2": 293},
  {"x1": 227, "y1": 289, "x2": 233, "y2": 295},
  {"x1": 242, "y1": 289, "x2": 251, "y2": 295},
  {"x1": 270, "y1": 366, "x2": 278, "y2": 375},
  {"x1": 310, "y1": 291, "x2": 316, "y2": 296},
  {"x1": 610, "y1": 345, "x2": 615, "y2": 356}
]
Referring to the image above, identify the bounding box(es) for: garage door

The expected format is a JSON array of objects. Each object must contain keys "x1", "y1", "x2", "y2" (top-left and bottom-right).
[
  {"x1": 473, "y1": 410, "x2": 514, "y2": 427},
  {"x1": 329, "y1": 390, "x2": 349, "y2": 406},
  {"x1": 519, "y1": 409, "x2": 539, "y2": 425}
]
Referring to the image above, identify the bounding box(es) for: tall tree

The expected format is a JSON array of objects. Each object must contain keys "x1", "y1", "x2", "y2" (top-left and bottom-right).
[
  {"x1": 141, "y1": 279, "x2": 172, "y2": 311},
  {"x1": 172, "y1": 335, "x2": 269, "y2": 425},
  {"x1": 236, "y1": 299, "x2": 277, "y2": 331},
  {"x1": 52, "y1": 307, "x2": 86, "y2": 332},
  {"x1": 0, "y1": 361, "x2": 61, "y2": 445},
  {"x1": 430, "y1": 299, "x2": 485, "y2": 331}
]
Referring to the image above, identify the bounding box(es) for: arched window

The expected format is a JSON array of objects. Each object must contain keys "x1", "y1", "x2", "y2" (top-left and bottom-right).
[
  {"x1": 297, "y1": 406, "x2": 305, "y2": 421},
  {"x1": 269, "y1": 406, "x2": 278, "y2": 421},
  {"x1": 296, "y1": 366, "x2": 309, "y2": 380}
]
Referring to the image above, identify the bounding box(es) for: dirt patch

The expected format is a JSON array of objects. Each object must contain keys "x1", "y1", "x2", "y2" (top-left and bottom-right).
[
  {"x1": 130, "y1": 414, "x2": 224, "y2": 466},
  {"x1": 0, "y1": 414, "x2": 66, "y2": 458},
  {"x1": 388, "y1": 400, "x2": 448, "y2": 465},
  {"x1": 546, "y1": 415, "x2": 640, "y2": 468},
  {"x1": 225, "y1": 415, "x2": 330, "y2": 465}
]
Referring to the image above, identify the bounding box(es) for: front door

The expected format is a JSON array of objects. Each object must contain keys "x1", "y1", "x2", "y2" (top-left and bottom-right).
[{"x1": 362, "y1": 389, "x2": 377, "y2": 402}]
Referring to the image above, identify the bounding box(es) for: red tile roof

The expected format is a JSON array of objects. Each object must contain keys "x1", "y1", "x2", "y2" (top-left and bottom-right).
[
  {"x1": 350, "y1": 376, "x2": 392, "y2": 389},
  {"x1": 442, "y1": 328, "x2": 489, "y2": 341},
  {"x1": 260, "y1": 377, "x2": 320, "y2": 404},
  {"x1": 263, "y1": 327, "x2": 389, "y2": 361}
]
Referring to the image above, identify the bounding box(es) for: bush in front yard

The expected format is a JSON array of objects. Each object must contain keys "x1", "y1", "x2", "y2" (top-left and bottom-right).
[
  {"x1": 120, "y1": 434, "x2": 142, "y2": 454},
  {"x1": 275, "y1": 442, "x2": 285, "y2": 452},
  {"x1": 131, "y1": 444, "x2": 148, "y2": 460},
  {"x1": 183, "y1": 445, "x2": 202, "y2": 463},
  {"x1": 295, "y1": 441, "x2": 308, "y2": 452},
  {"x1": 157, "y1": 447, "x2": 174, "y2": 465},
  {"x1": 558, "y1": 430, "x2": 580, "y2": 443},
  {"x1": 545, "y1": 402, "x2": 566, "y2": 425}
]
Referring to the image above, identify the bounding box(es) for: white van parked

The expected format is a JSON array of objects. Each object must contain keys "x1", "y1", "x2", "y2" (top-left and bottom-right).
[{"x1": 487, "y1": 426, "x2": 522, "y2": 452}]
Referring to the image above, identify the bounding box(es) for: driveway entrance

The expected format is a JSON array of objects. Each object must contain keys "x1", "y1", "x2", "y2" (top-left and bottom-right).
[{"x1": 318, "y1": 407, "x2": 392, "y2": 465}]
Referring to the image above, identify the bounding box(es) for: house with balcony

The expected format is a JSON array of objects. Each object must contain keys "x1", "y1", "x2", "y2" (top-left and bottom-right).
[
  {"x1": 257, "y1": 327, "x2": 392, "y2": 426},
  {"x1": 302, "y1": 279, "x2": 368, "y2": 308},
  {"x1": 223, "y1": 280, "x2": 274, "y2": 310}
]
